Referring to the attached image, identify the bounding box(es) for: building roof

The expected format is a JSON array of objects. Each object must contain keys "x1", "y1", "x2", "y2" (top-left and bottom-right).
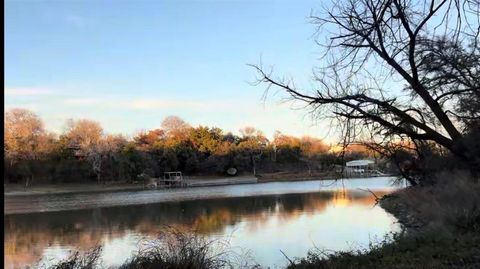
[{"x1": 346, "y1": 159, "x2": 375, "y2": 167}]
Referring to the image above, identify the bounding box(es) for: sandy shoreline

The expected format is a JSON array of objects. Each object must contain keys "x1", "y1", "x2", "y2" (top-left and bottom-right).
[
  {"x1": 2, "y1": 171, "x2": 338, "y2": 197},
  {"x1": 3, "y1": 176, "x2": 259, "y2": 197}
]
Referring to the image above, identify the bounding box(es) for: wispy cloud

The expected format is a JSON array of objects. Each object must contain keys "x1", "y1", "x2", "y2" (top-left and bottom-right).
[
  {"x1": 125, "y1": 99, "x2": 233, "y2": 110},
  {"x1": 61, "y1": 96, "x2": 245, "y2": 111},
  {"x1": 4, "y1": 103, "x2": 39, "y2": 112},
  {"x1": 5, "y1": 87, "x2": 53, "y2": 96},
  {"x1": 127, "y1": 99, "x2": 188, "y2": 110},
  {"x1": 63, "y1": 98, "x2": 103, "y2": 105}
]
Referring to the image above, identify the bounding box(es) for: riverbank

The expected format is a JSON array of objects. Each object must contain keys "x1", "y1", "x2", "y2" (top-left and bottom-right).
[
  {"x1": 4, "y1": 171, "x2": 395, "y2": 197},
  {"x1": 3, "y1": 173, "x2": 335, "y2": 197},
  {"x1": 257, "y1": 171, "x2": 335, "y2": 182},
  {"x1": 287, "y1": 171, "x2": 480, "y2": 269},
  {"x1": 3, "y1": 176, "x2": 258, "y2": 197},
  {"x1": 257, "y1": 171, "x2": 394, "y2": 183}
]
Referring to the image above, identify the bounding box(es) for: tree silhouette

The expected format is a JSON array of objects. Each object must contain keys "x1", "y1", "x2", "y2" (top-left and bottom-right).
[{"x1": 252, "y1": 0, "x2": 479, "y2": 170}]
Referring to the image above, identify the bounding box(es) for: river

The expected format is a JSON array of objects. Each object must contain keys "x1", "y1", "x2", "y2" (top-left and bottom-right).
[{"x1": 4, "y1": 177, "x2": 405, "y2": 268}]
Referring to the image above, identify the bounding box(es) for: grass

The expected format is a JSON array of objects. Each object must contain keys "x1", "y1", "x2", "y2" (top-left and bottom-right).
[
  {"x1": 42, "y1": 247, "x2": 102, "y2": 269},
  {"x1": 287, "y1": 230, "x2": 480, "y2": 269},
  {"x1": 118, "y1": 229, "x2": 258, "y2": 269}
]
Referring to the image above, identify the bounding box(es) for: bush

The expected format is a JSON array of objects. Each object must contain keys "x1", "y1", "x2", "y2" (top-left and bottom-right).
[
  {"x1": 43, "y1": 247, "x2": 102, "y2": 269},
  {"x1": 42, "y1": 228, "x2": 260, "y2": 269},
  {"x1": 383, "y1": 170, "x2": 480, "y2": 233}
]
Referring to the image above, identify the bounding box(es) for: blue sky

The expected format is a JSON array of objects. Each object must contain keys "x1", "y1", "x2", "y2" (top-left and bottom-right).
[{"x1": 5, "y1": 0, "x2": 338, "y2": 141}]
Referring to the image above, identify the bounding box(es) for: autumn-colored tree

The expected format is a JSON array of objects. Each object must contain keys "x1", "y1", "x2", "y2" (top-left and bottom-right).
[
  {"x1": 4, "y1": 109, "x2": 58, "y2": 186},
  {"x1": 299, "y1": 136, "x2": 328, "y2": 157},
  {"x1": 62, "y1": 119, "x2": 103, "y2": 151},
  {"x1": 61, "y1": 119, "x2": 105, "y2": 182},
  {"x1": 4, "y1": 109, "x2": 386, "y2": 182},
  {"x1": 189, "y1": 126, "x2": 223, "y2": 155},
  {"x1": 133, "y1": 129, "x2": 165, "y2": 150},
  {"x1": 272, "y1": 132, "x2": 302, "y2": 162},
  {"x1": 4, "y1": 108, "x2": 48, "y2": 161}
]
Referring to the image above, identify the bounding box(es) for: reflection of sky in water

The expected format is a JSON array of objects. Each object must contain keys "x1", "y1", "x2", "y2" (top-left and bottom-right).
[
  {"x1": 101, "y1": 233, "x2": 145, "y2": 267},
  {"x1": 221, "y1": 199, "x2": 398, "y2": 268},
  {"x1": 5, "y1": 177, "x2": 404, "y2": 215},
  {"x1": 39, "y1": 246, "x2": 71, "y2": 267},
  {"x1": 5, "y1": 178, "x2": 402, "y2": 269}
]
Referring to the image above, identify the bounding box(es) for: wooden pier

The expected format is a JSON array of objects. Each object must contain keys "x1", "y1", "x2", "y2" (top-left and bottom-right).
[
  {"x1": 158, "y1": 171, "x2": 187, "y2": 188},
  {"x1": 143, "y1": 171, "x2": 187, "y2": 189}
]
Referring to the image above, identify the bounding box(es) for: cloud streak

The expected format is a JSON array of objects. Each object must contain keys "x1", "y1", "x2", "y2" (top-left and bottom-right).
[
  {"x1": 61, "y1": 96, "x2": 250, "y2": 112},
  {"x1": 63, "y1": 98, "x2": 103, "y2": 105},
  {"x1": 5, "y1": 87, "x2": 53, "y2": 96},
  {"x1": 124, "y1": 98, "x2": 237, "y2": 111}
]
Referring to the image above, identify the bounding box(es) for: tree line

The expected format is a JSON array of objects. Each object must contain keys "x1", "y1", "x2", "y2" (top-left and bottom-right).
[{"x1": 5, "y1": 108, "x2": 371, "y2": 186}]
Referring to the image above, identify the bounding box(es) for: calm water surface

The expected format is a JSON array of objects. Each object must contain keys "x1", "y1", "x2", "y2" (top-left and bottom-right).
[{"x1": 4, "y1": 177, "x2": 404, "y2": 268}]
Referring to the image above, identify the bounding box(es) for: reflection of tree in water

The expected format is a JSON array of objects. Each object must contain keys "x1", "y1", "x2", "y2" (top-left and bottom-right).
[{"x1": 4, "y1": 190, "x2": 387, "y2": 268}]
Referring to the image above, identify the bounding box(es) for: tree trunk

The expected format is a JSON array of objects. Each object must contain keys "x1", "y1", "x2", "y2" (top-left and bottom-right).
[
  {"x1": 451, "y1": 139, "x2": 480, "y2": 179},
  {"x1": 251, "y1": 155, "x2": 256, "y2": 176}
]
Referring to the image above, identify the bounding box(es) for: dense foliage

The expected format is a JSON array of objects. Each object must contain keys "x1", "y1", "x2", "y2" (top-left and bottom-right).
[{"x1": 5, "y1": 109, "x2": 369, "y2": 185}]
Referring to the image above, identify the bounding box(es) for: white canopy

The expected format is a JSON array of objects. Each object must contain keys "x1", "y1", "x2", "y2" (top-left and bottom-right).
[{"x1": 346, "y1": 159, "x2": 374, "y2": 167}]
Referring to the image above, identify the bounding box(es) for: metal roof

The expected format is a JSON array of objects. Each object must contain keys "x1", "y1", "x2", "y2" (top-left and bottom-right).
[{"x1": 346, "y1": 159, "x2": 375, "y2": 167}]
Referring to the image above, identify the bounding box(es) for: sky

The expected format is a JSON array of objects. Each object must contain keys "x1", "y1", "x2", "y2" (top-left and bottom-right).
[{"x1": 5, "y1": 0, "x2": 339, "y2": 142}]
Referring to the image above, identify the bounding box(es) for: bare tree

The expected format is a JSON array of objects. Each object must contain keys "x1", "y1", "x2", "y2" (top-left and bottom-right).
[
  {"x1": 252, "y1": 0, "x2": 480, "y2": 171},
  {"x1": 85, "y1": 134, "x2": 127, "y2": 184},
  {"x1": 161, "y1": 116, "x2": 191, "y2": 137},
  {"x1": 238, "y1": 127, "x2": 268, "y2": 175}
]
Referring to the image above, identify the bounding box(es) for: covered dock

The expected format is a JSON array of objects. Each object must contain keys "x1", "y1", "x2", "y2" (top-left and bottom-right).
[{"x1": 343, "y1": 159, "x2": 383, "y2": 177}]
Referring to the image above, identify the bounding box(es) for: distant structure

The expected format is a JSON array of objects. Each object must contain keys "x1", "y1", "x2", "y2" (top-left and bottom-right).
[
  {"x1": 343, "y1": 159, "x2": 381, "y2": 177},
  {"x1": 161, "y1": 171, "x2": 186, "y2": 187},
  {"x1": 142, "y1": 171, "x2": 187, "y2": 189},
  {"x1": 67, "y1": 143, "x2": 85, "y2": 160}
]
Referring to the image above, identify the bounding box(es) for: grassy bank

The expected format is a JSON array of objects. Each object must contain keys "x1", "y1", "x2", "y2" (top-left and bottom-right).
[{"x1": 288, "y1": 171, "x2": 480, "y2": 269}]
